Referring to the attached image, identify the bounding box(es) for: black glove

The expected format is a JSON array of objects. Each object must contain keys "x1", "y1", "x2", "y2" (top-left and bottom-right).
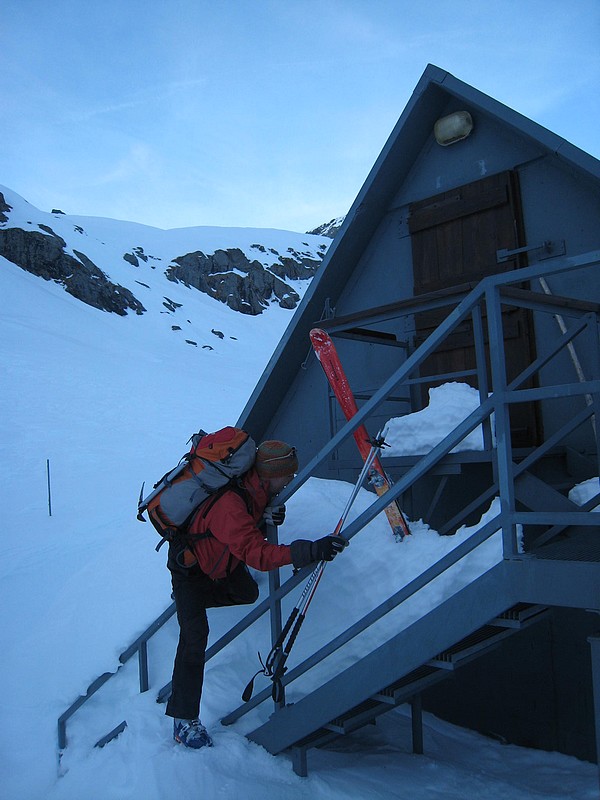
[
  {"x1": 263, "y1": 504, "x2": 286, "y2": 526},
  {"x1": 311, "y1": 535, "x2": 348, "y2": 562},
  {"x1": 290, "y1": 535, "x2": 348, "y2": 569}
]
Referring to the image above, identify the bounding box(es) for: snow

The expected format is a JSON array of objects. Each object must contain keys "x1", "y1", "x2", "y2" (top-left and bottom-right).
[
  {"x1": 569, "y1": 476, "x2": 600, "y2": 507},
  {"x1": 0, "y1": 195, "x2": 596, "y2": 798},
  {"x1": 0, "y1": 184, "x2": 329, "y2": 311},
  {"x1": 385, "y1": 382, "x2": 487, "y2": 455}
]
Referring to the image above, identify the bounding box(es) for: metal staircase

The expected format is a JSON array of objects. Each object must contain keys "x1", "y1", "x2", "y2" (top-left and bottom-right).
[
  {"x1": 57, "y1": 250, "x2": 600, "y2": 779},
  {"x1": 245, "y1": 566, "x2": 549, "y2": 775}
]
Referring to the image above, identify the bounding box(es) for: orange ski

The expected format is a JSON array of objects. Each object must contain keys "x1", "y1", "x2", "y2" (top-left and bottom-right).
[{"x1": 310, "y1": 328, "x2": 410, "y2": 540}]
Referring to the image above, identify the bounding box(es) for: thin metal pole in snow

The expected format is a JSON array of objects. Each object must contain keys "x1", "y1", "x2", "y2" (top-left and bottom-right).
[{"x1": 47, "y1": 459, "x2": 52, "y2": 517}]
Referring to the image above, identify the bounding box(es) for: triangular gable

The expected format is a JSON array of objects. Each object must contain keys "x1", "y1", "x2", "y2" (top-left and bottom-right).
[{"x1": 238, "y1": 63, "x2": 600, "y2": 438}]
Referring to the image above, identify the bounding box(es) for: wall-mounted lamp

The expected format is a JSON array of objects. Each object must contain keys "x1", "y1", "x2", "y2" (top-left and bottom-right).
[{"x1": 434, "y1": 111, "x2": 474, "y2": 146}]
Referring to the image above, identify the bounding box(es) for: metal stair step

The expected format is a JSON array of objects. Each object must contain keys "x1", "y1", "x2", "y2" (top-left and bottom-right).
[
  {"x1": 247, "y1": 563, "x2": 547, "y2": 762},
  {"x1": 372, "y1": 664, "x2": 445, "y2": 704},
  {"x1": 491, "y1": 603, "x2": 548, "y2": 628},
  {"x1": 323, "y1": 665, "x2": 448, "y2": 735},
  {"x1": 428, "y1": 604, "x2": 549, "y2": 668},
  {"x1": 514, "y1": 470, "x2": 577, "y2": 513},
  {"x1": 428, "y1": 624, "x2": 516, "y2": 668},
  {"x1": 324, "y1": 698, "x2": 382, "y2": 734},
  {"x1": 284, "y1": 595, "x2": 552, "y2": 772}
]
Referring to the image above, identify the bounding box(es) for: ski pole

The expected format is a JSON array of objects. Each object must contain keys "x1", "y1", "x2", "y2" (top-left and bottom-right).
[
  {"x1": 310, "y1": 328, "x2": 411, "y2": 540},
  {"x1": 242, "y1": 437, "x2": 383, "y2": 703},
  {"x1": 268, "y1": 441, "x2": 381, "y2": 701}
]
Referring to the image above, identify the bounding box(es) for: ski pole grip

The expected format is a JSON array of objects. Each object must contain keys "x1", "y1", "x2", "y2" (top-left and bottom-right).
[
  {"x1": 280, "y1": 606, "x2": 299, "y2": 641},
  {"x1": 270, "y1": 612, "x2": 306, "y2": 696},
  {"x1": 272, "y1": 677, "x2": 285, "y2": 704},
  {"x1": 265, "y1": 606, "x2": 299, "y2": 674},
  {"x1": 284, "y1": 612, "x2": 305, "y2": 656}
]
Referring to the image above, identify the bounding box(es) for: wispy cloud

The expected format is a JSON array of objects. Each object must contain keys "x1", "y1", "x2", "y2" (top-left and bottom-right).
[
  {"x1": 68, "y1": 77, "x2": 209, "y2": 123},
  {"x1": 92, "y1": 142, "x2": 155, "y2": 186}
]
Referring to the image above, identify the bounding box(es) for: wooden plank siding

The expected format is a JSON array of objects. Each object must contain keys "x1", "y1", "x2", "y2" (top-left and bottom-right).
[{"x1": 409, "y1": 171, "x2": 541, "y2": 446}]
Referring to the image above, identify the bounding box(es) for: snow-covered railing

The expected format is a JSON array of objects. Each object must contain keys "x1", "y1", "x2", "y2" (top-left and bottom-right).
[
  {"x1": 277, "y1": 250, "x2": 600, "y2": 544},
  {"x1": 57, "y1": 603, "x2": 176, "y2": 755},
  {"x1": 58, "y1": 249, "x2": 600, "y2": 757},
  {"x1": 221, "y1": 249, "x2": 600, "y2": 721}
]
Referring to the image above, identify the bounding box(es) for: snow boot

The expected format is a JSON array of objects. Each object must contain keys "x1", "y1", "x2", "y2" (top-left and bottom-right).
[{"x1": 173, "y1": 718, "x2": 213, "y2": 749}]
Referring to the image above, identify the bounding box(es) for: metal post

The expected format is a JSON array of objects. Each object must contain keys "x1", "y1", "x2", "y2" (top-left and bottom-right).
[
  {"x1": 266, "y1": 521, "x2": 285, "y2": 707},
  {"x1": 47, "y1": 459, "x2": 52, "y2": 517},
  {"x1": 539, "y1": 277, "x2": 595, "y2": 432},
  {"x1": 586, "y1": 313, "x2": 600, "y2": 475},
  {"x1": 472, "y1": 303, "x2": 493, "y2": 450},
  {"x1": 486, "y1": 286, "x2": 518, "y2": 557},
  {"x1": 138, "y1": 640, "x2": 149, "y2": 693},
  {"x1": 411, "y1": 694, "x2": 424, "y2": 754},
  {"x1": 587, "y1": 635, "x2": 600, "y2": 793},
  {"x1": 291, "y1": 746, "x2": 308, "y2": 777}
]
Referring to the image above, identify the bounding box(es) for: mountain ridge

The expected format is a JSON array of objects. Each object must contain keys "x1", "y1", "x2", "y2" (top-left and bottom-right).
[{"x1": 0, "y1": 185, "x2": 332, "y2": 317}]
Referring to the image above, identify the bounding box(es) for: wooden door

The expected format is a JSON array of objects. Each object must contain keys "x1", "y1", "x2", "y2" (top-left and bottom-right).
[{"x1": 409, "y1": 170, "x2": 540, "y2": 447}]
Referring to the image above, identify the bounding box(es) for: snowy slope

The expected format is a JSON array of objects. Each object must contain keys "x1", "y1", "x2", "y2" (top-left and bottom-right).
[
  {"x1": 0, "y1": 203, "x2": 596, "y2": 799},
  {"x1": 0, "y1": 183, "x2": 330, "y2": 319}
]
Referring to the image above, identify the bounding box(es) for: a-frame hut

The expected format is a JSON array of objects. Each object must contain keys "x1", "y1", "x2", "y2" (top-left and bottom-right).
[{"x1": 232, "y1": 65, "x2": 600, "y2": 774}]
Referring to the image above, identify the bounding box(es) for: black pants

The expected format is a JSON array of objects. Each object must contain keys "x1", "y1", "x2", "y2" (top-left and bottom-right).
[{"x1": 165, "y1": 563, "x2": 259, "y2": 720}]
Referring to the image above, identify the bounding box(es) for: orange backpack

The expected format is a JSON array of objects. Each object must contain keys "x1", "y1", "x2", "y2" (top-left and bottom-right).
[{"x1": 137, "y1": 427, "x2": 256, "y2": 550}]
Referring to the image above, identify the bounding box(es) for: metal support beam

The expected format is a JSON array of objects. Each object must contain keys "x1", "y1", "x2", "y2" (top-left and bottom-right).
[
  {"x1": 509, "y1": 559, "x2": 600, "y2": 611},
  {"x1": 472, "y1": 303, "x2": 493, "y2": 449},
  {"x1": 411, "y1": 695, "x2": 424, "y2": 755},
  {"x1": 486, "y1": 285, "x2": 518, "y2": 557},
  {"x1": 138, "y1": 640, "x2": 149, "y2": 693},
  {"x1": 425, "y1": 475, "x2": 448, "y2": 521},
  {"x1": 587, "y1": 634, "x2": 600, "y2": 792},
  {"x1": 496, "y1": 239, "x2": 565, "y2": 262},
  {"x1": 266, "y1": 521, "x2": 285, "y2": 708},
  {"x1": 94, "y1": 721, "x2": 127, "y2": 749},
  {"x1": 290, "y1": 746, "x2": 308, "y2": 777},
  {"x1": 248, "y1": 563, "x2": 515, "y2": 755}
]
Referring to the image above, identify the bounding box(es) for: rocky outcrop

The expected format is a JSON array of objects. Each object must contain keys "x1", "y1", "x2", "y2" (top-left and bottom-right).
[
  {"x1": 166, "y1": 247, "x2": 321, "y2": 315},
  {"x1": 0, "y1": 187, "x2": 329, "y2": 317},
  {"x1": 0, "y1": 194, "x2": 11, "y2": 224},
  {"x1": 0, "y1": 222, "x2": 145, "y2": 316},
  {"x1": 307, "y1": 217, "x2": 345, "y2": 239}
]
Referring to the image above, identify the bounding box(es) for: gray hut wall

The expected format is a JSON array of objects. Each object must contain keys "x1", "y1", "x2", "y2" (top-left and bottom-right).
[
  {"x1": 517, "y1": 156, "x2": 600, "y2": 456},
  {"x1": 256, "y1": 100, "x2": 599, "y2": 479},
  {"x1": 254, "y1": 215, "x2": 414, "y2": 480},
  {"x1": 391, "y1": 98, "x2": 543, "y2": 209},
  {"x1": 385, "y1": 102, "x2": 600, "y2": 459}
]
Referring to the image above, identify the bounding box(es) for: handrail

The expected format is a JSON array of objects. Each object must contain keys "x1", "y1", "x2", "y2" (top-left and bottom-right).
[
  {"x1": 222, "y1": 512, "x2": 503, "y2": 723},
  {"x1": 58, "y1": 603, "x2": 176, "y2": 753},
  {"x1": 57, "y1": 249, "x2": 600, "y2": 758},
  {"x1": 274, "y1": 250, "x2": 600, "y2": 510}
]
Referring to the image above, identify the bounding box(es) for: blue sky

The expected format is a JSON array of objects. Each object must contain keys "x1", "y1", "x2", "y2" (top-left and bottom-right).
[{"x1": 2, "y1": 0, "x2": 599, "y2": 232}]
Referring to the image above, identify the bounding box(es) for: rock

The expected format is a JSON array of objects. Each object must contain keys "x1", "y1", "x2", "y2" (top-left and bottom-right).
[
  {"x1": 124, "y1": 252, "x2": 139, "y2": 267},
  {"x1": 307, "y1": 217, "x2": 345, "y2": 238},
  {"x1": 163, "y1": 297, "x2": 182, "y2": 312},
  {"x1": 0, "y1": 225, "x2": 145, "y2": 316},
  {"x1": 166, "y1": 247, "x2": 318, "y2": 315},
  {"x1": 0, "y1": 193, "x2": 12, "y2": 223},
  {"x1": 0, "y1": 188, "x2": 328, "y2": 320}
]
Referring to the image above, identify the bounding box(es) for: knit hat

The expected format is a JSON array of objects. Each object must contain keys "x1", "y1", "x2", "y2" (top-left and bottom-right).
[{"x1": 255, "y1": 440, "x2": 298, "y2": 479}]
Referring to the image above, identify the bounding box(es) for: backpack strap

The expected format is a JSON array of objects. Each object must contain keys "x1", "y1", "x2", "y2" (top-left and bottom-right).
[{"x1": 180, "y1": 479, "x2": 254, "y2": 573}]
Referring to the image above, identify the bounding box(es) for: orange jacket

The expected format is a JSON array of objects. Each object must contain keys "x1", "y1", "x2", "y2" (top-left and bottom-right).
[{"x1": 187, "y1": 468, "x2": 292, "y2": 579}]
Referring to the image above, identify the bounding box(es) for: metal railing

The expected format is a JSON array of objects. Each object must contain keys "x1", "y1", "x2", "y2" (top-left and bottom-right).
[
  {"x1": 57, "y1": 602, "x2": 175, "y2": 756},
  {"x1": 57, "y1": 249, "x2": 600, "y2": 757}
]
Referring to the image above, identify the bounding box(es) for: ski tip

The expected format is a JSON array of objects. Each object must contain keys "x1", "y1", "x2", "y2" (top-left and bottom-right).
[{"x1": 309, "y1": 328, "x2": 329, "y2": 343}]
